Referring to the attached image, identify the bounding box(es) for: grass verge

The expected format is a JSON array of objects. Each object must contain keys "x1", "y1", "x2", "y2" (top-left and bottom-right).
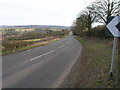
[
  {"x1": 23, "y1": 38, "x2": 44, "y2": 42},
  {"x1": 2, "y1": 36, "x2": 65, "y2": 56},
  {"x1": 73, "y1": 36, "x2": 119, "y2": 88}
]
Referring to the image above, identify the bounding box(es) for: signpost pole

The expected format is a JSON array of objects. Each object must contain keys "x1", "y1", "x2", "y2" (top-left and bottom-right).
[
  {"x1": 118, "y1": 1, "x2": 120, "y2": 84},
  {"x1": 110, "y1": 36, "x2": 117, "y2": 77}
]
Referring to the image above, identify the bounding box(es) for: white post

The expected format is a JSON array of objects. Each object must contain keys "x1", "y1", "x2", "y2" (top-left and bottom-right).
[{"x1": 110, "y1": 37, "x2": 117, "y2": 76}]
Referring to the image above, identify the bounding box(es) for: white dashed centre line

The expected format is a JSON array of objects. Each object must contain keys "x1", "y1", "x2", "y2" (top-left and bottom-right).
[
  {"x1": 58, "y1": 44, "x2": 65, "y2": 48},
  {"x1": 25, "y1": 42, "x2": 67, "y2": 63},
  {"x1": 25, "y1": 50, "x2": 55, "y2": 62}
]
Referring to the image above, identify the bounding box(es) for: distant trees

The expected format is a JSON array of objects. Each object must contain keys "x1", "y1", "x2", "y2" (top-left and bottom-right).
[
  {"x1": 72, "y1": 0, "x2": 119, "y2": 37},
  {"x1": 4, "y1": 28, "x2": 15, "y2": 31}
]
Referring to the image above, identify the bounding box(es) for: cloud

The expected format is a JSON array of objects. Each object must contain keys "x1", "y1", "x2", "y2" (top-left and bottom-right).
[{"x1": 0, "y1": 0, "x2": 95, "y2": 26}]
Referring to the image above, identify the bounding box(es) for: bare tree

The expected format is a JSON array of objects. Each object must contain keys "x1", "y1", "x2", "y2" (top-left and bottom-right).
[
  {"x1": 89, "y1": 0, "x2": 119, "y2": 24},
  {"x1": 71, "y1": 8, "x2": 97, "y2": 36},
  {"x1": 83, "y1": 8, "x2": 97, "y2": 34}
]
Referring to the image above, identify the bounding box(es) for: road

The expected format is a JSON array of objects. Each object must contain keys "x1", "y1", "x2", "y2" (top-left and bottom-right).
[{"x1": 2, "y1": 34, "x2": 82, "y2": 88}]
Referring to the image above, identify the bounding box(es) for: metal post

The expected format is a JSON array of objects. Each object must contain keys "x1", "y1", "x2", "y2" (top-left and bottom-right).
[
  {"x1": 110, "y1": 37, "x2": 117, "y2": 77},
  {"x1": 118, "y1": 0, "x2": 120, "y2": 85}
]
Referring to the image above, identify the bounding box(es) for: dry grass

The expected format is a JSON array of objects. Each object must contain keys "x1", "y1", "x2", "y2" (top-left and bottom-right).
[
  {"x1": 2, "y1": 37, "x2": 64, "y2": 56},
  {"x1": 61, "y1": 36, "x2": 119, "y2": 88},
  {"x1": 75, "y1": 36, "x2": 119, "y2": 88}
]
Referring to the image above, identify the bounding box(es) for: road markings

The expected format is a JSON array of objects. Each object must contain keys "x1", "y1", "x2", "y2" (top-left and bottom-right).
[
  {"x1": 66, "y1": 42, "x2": 68, "y2": 44},
  {"x1": 25, "y1": 42, "x2": 67, "y2": 62},
  {"x1": 25, "y1": 50, "x2": 55, "y2": 62},
  {"x1": 58, "y1": 44, "x2": 65, "y2": 48}
]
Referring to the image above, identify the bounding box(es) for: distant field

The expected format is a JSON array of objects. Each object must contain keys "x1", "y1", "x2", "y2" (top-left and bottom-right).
[
  {"x1": 15, "y1": 29, "x2": 34, "y2": 32},
  {"x1": 49, "y1": 28, "x2": 62, "y2": 31},
  {"x1": 2, "y1": 36, "x2": 67, "y2": 56},
  {"x1": 2, "y1": 26, "x2": 69, "y2": 55}
]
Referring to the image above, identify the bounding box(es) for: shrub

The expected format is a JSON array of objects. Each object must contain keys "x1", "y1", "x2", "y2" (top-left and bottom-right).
[{"x1": 2, "y1": 40, "x2": 33, "y2": 52}]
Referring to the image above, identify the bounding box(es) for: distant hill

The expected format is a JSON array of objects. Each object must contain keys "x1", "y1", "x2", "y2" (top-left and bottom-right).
[{"x1": 0, "y1": 25, "x2": 70, "y2": 30}]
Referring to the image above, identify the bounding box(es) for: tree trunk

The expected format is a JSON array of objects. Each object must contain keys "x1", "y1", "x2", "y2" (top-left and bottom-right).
[{"x1": 88, "y1": 27, "x2": 91, "y2": 36}]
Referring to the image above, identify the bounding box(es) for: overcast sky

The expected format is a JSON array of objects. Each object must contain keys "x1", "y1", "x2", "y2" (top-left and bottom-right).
[{"x1": 0, "y1": 0, "x2": 95, "y2": 26}]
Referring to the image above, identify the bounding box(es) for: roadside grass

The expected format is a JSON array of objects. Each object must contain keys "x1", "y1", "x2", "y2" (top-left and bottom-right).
[
  {"x1": 74, "y1": 36, "x2": 119, "y2": 88},
  {"x1": 2, "y1": 37, "x2": 64, "y2": 56},
  {"x1": 23, "y1": 38, "x2": 44, "y2": 42}
]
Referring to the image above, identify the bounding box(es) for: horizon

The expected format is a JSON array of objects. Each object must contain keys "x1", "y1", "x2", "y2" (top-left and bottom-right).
[{"x1": 0, "y1": 24, "x2": 70, "y2": 27}]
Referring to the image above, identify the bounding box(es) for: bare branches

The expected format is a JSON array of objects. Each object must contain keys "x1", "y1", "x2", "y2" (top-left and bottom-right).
[
  {"x1": 71, "y1": 0, "x2": 119, "y2": 36},
  {"x1": 90, "y1": 0, "x2": 119, "y2": 24}
]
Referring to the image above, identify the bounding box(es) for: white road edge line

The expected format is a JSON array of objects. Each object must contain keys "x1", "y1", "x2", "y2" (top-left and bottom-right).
[
  {"x1": 58, "y1": 44, "x2": 65, "y2": 48},
  {"x1": 25, "y1": 50, "x2": 55, "y2": 62}
]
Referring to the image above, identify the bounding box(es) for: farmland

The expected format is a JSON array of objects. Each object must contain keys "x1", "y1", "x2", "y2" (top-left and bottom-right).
[{"x1": 1, "y1": 25, "x2": 69, "y2": 55}]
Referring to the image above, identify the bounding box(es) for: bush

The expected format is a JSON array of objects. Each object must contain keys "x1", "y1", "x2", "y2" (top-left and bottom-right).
[
  {"x1": 7, "y1": 30, "x2": 68, "y2": 41},
  {"x1": 2, "y1": 40, "x2": 33, "y2": 52},
  {"x1": 82, "y1": 25, "x2": 111, "y2": 38}
]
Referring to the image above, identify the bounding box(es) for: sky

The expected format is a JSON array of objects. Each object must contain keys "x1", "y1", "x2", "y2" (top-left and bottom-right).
[{"x1": 0, "y1": 0, "x2": 95, "y2": 26}]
